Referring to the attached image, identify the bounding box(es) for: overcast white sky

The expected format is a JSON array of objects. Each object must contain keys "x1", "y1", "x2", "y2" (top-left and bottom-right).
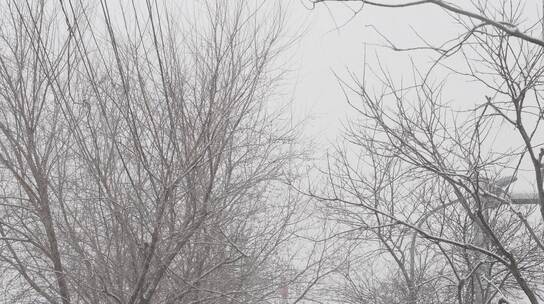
[
  {"x1": 287, "y1": 0, "x2": 465, "y2": 143},
  {"x1": 284, "y1": 0, "x2": 544, "y2": 192}
]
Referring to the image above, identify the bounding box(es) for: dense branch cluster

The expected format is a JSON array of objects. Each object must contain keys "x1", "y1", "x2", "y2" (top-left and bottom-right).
[{"x1": 0, "y1": 1, "x2": 318, "y2": 303}]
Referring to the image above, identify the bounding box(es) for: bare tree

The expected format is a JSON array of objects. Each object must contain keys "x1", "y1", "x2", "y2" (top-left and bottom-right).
[
  {"x1": 0, "y1": 1, "x2": 315, "y2": 303},
  {"x1": 309, "y1": 0, "x2": 544, "y2": 303}
]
